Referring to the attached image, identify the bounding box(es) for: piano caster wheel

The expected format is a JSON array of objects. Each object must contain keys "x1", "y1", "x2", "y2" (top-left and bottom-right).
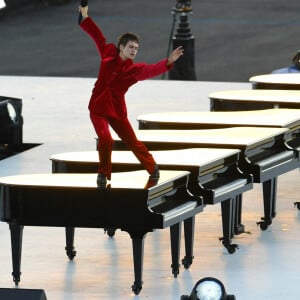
[
  {"x1": 171, "y1": 265, "x2": 180, "y2": 278},
  {"x1": 294, "y1": 202, "x2": 300, "y2": 210},
  {"x1": 181, "y1": 256, "x2": 194, "y2": 269},
  {"x1": 66, "y1": 250, "x2": 76, "y2": 260},
  {"x1": 223, "y1": 242, "x2": 239, "y2": 254},
  {"x1": 131, "y1": 283, "x2": 142, "y2": 295},
  {"x1": 104, "y1": 228, "x2": 116, "y2": 237},
  {"x1": 257, "y1": 218, "x2": 272, "y2": 231},
  {"x1": 12, "y1": 274, "x2": 20, "y2": 285}
]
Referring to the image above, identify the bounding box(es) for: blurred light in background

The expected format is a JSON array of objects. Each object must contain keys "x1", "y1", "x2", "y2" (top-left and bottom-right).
[{"x1": 0, "y1": 0, "x2": 6, "y2": 10}]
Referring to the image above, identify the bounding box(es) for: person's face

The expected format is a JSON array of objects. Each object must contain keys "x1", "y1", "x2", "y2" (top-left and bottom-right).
[{"x1": 119, "y1": 41, "x2": 139, "y2": 60}]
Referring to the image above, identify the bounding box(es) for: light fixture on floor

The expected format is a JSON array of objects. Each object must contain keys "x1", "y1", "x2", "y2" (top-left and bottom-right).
[
  {"x1": 181, "y1": 277, "x2": 236, "y2": 300},
  {"x1": 0, "y1": 96, "x2": 23, "y2": 144}
]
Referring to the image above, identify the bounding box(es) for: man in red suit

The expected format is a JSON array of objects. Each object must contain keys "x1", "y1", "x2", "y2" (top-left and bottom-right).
[{"x1": 79, "y1": 5, "x2": 184, "y2": 187}]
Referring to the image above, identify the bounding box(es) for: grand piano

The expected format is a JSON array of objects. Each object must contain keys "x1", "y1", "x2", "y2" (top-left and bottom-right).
[
  {"x1": 0, "y1": 170, "x2": 198, "y2": 295},
  {"x1": 51, "y1": 148, "x2": 253, "y2": 254},
  {"x1": 111, "y1": 126, "x2": 299, "y2": 232},
  {"x1": 209, "y1": 89, "x2": 300, "y2": 111},
  {"x1": 249, "y1": 74, "x2": 300, "y2": 90},
  {"x1": 136, "y1": 108, "x2": 300, "y2": 151}
]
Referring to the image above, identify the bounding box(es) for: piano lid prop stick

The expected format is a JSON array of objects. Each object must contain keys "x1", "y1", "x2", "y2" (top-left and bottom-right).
[{"x1": 78, "y1": 0, "x2": 88, "y2": 25}]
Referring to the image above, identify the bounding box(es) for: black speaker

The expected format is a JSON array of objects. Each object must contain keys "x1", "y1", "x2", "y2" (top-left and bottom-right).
[
  {"x1": 0, "y1": 96, "x2": 23, "y2": 144},
  {"x1": 0, "y1": 288, "x2": 47, "y2": 300}
]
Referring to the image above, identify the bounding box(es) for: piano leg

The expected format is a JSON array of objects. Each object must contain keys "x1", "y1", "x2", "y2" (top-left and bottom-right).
[
  {"x1": 9, "y1": 223, "x2": 24, "y2": 284},
  {"x1": 170, "y1": 222, "x2": 182, "y2": 277},
  {"x1": 271, "y1": 177, "x2": 277, "y2": 219},
  {"x1": 181, "y1": 217, "x2": 194, "y2": 269},
  {"x1": 65, "y1": 227, "x2": 76, "y2": 260},
  {"x1": 129, "y1": 231, "x2": 146, "y2": 295},
  {"x1": 234, "y1": 194, "x2": 246, "y2": 235},
  {"x1": 257, "y1": 177, "x2": 277, "y2": 230},
  {"x1": 220, "y1": 199, "x2": 238, "y2": 254}
]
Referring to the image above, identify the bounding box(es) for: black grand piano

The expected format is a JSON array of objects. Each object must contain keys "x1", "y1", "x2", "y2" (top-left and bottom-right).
[
  {"x1": 137, "y1": 109, "x2": 300, "y2": 216},
  {"x1": 111, "y1": 126, "x2": 299, "y2": 232},
  {"x1": 209, "y1": 89, "x2": 300, "y2": 111},
  {"x1": 249, "y1": 73, "x2": 300, "y2": 90},
  {"x1": 136, "y1": 108, "x2": 300, "y2": 152},
  {"x1": 0, "y1": 170, "x2": 199, "y2": 295},
  {"x1": 51, "y1": 148, "x2": 253, "y2": 254}
]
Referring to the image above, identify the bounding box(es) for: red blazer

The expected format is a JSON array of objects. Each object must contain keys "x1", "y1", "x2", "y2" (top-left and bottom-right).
[{"x1": 80, "y1": 17, "x2": 173, "y2": 119}]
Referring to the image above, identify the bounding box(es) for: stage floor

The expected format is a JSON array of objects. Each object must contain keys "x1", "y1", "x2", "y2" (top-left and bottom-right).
[{"x1": 0, "y1": 76, "x2": 299, "y2": 299}]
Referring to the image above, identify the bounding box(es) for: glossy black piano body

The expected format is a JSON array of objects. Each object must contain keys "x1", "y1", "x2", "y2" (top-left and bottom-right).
[
  {"x1": 112, "y1": 127, "x2": 299, "y2": 231},
  {"x1": 51, "y1": 148, "x2": 253, "y2": 253},
  {"x1": 0, "y1": 171, "x2": 198, "y2": 295}
]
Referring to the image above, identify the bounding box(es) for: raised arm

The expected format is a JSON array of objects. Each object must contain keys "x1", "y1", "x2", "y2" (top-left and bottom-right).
[{"x1": 79, "y1": 5, "x2": 113, "y2": 57}]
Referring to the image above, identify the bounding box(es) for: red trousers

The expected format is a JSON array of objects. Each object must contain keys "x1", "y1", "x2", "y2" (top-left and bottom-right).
[{"x1": 90, "y1": 113, "x2": 156, "y2": 180}]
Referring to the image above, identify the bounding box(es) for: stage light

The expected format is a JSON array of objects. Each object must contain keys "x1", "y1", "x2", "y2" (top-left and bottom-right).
[
  {"x1": 166, "y1": 0, "x2": 196, "y2": 80},
  {"x1": 181, "y1": 277, "x2": 236, "y2": 300},
  {"x1": 0, "y1": 96, "x2": 23, "y2": 144},
  {"x1": 0, "y1": 0, "x2": 6, "y2": 10},
  {"x1": 174, "y1": 0, "x2": 192, "y2": 13}
]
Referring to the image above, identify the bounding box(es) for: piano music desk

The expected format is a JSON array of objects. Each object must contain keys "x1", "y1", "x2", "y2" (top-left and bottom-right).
[
  {"x1": 112, "y1": 127, "x2": 299, "y2": 231},
  {"x1": 51, "y1": 148, "x2": 253, "y2": 254},
  {"x1": 0, "y1": 170, "x2": 196, "y2": 295}
]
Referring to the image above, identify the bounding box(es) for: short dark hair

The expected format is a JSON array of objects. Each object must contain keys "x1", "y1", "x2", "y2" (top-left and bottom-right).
[
  {"x1": 117, "y1": 32, "x2": 139, "y2": 50},
  {"x1": 292, "y1": 50, "x2": 300, "y2": 64},
  {"x1": 292, "y1": 50, "x2": 300, "y2": 69}
]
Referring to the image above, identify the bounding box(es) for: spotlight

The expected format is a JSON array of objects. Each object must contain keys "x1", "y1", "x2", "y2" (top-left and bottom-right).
[
  {"x1": 174, "y1": 0, "x2": 192, "y2": 13},
  {"x1": 181, "y1": 277, "x2": 236, "y2": 300},
  {"x1": 0, "y1": 0, "x2": 6, "y2": 10},
  {"x1": 0, "y1": 96, "x2": 23, "y2": 144}
]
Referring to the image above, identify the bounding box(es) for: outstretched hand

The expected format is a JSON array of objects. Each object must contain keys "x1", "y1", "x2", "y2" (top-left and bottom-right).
[
  {"x1": 167, "y1": 46, "x2": 184, "y2": 65},
  {"x1": 79, "y1": 5, "x2": 88, "y2": 19}
]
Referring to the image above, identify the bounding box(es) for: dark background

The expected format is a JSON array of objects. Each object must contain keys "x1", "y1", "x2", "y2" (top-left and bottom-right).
[{"x1": 1, "y1": 0, "x2": 300, "y2": 82}]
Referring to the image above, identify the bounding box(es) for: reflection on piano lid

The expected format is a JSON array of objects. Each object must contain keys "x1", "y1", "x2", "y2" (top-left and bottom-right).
[
  {"x1": 112, "y1": 126, "x2": 288, "y2": 151},
  {"x1": 50, "y1": 148, "x2": 252, "y2": 205},
  {"x1": 112, "y1": 127, "x2": 298, "y2": 180},
  {"x1": 209, "y1": 89, "x2": 300, "y2": 111},
  {"x1": 0, "y1": 170, "x2": 199, "y2": 294},
  {"x1": 137, "y1": 109, "x2": 300, "y2": 150},
  {"x1": 249, "y1": 73, "x2": 300, "y2": 90},
  {"x1": 137, "y1": 108, "x2": 300, "y2": 132}
]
